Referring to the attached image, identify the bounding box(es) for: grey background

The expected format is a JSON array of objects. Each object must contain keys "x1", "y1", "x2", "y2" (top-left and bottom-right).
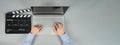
[{"x1": 0, "y1": 0, "x2": 120, "y2": 45}]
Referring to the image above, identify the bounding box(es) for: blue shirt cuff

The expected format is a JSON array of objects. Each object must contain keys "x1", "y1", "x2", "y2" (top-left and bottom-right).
[
  {"x1": 25, "y1": 33, "x2": 36, "y2": 41},
  {"x1": 59, "y1": 34, "x2": 73, "y2": 43}
]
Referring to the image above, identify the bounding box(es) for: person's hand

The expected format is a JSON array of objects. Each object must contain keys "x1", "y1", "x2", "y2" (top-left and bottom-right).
[
  {"x1": 31, "y1": 25, "x2": 43, "y2": 35},
  {"x1": 53, "y1": 22, "x2": 65, "y2": 36}
]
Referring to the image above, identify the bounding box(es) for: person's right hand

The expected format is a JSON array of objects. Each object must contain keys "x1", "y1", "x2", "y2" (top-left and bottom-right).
[
  {"x1": 53, "y1": 22, "x2": 65, "y2": 36},
  {"x1": 31, "y1": 25, "x2": 43, "y2": 35}
]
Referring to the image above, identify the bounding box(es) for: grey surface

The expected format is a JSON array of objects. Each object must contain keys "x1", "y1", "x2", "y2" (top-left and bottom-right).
[{"x1": 0, "y1": 0, "x2": 120, "y2": 45}]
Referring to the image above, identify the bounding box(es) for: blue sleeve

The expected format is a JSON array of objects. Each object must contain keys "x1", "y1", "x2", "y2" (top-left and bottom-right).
[
  {"x1": 22, "y1": 33, "x2": 35, "y2": 45},
  {"x1": 60, "y1": 34, "x2": 73, "y2": 45}
]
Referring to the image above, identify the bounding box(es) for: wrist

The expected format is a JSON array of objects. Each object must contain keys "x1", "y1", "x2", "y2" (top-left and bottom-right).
[
  {"x1": 31, "y1": 32, "x2": 37, "y2": 35},
  {"x1": 58, "y1": 32, "x2": 65, "y2": 36}
]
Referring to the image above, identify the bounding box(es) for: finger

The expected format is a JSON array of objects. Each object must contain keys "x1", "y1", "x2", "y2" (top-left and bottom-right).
[
  {"x1": 57, "y1": 23, "x2": 62, "y2": 29},
  {"x1": 56, "y1": 23, "x2": 60, "y2": 28},
  {"x1": 53, "y1": 27, "x2": 57, "y2": 33},
  {"x1": 34, "y1": 25, "x2": 40, "y2": 27},
  {"x1": 38, "y1": 26, "x2": 43, "y2": 31},
  {"x1": 55, "y1": 23, "x2": 59, "y2": 29},
  {"x1": 57, "y1": 22, "x2": 63, "y2": 27},
  {"x1": 54, "y1": 25, "x2": 57, "y2": 31},
  {"x1": 60, "y1": 23, "x2": 64, "y2": 28},
  {"x1": 58, "y1": 23, "x2": 61, "y2": 28},
  {"x1": 58, "y1": 23, "x2": 62, "y2": 27},
  {"x1": 36, "y1": 25, "x2": 43, "y2": 28},
  {"x1": 35, "y1": 26, "x2": 40, "y2": 29}
]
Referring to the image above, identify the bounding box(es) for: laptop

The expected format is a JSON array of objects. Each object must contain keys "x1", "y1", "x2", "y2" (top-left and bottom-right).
[{"x1": 31, "y1": 6, "x2": 68, "y2": 35}]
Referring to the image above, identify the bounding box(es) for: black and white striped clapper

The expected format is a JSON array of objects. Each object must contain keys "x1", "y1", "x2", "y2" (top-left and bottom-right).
[{"x1": 5, "y1": 8, "x2": 32, "y2": 34}]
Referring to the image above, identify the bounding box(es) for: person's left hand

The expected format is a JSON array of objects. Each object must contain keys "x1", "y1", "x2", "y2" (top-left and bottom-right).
[{"x1": 31, "y1": 25, "x2": 43, "y2": 35}]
